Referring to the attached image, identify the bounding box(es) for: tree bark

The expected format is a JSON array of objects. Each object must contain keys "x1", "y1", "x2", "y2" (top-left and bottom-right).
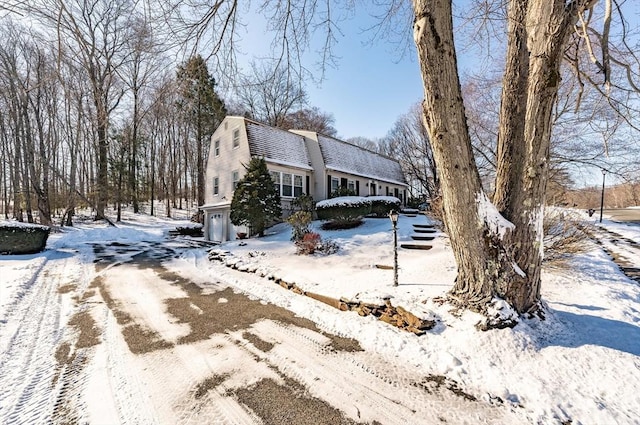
[
  {"x1": 411, "y1": 0, "x2": 598, "y2": 315},
  {"x1": 412, "y1": 0, "x2": 513, "y2": 310}
]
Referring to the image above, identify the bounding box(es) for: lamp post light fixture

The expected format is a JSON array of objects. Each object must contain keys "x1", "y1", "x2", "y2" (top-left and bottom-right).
[
  {"x1": 599, "y1": 169, "x2": 606, "y2": 223},
  {"x1": 389, "y1": 210, "x2": 399, "y2": 287}
]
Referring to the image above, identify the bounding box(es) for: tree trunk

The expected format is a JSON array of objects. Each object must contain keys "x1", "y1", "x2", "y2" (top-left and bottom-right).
[
  {"x1": 412, "y1": 0, "x2": 517, "y2": 311},
  {"x1": 95, "y1": 102, "x2": 109, "y2": 220},
  {"x1": 411, "y1": 0, "x2": 594, "y2": 315}
]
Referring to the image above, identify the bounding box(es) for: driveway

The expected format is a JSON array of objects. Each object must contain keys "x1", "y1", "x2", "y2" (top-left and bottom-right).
[{"x1": 0, "y1": 237, "x2": 525, "y2": 424}]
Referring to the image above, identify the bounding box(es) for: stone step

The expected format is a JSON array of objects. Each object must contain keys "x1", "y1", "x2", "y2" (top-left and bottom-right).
[
  {"x1": 413, "y1": 228, "x2": 437, "y2": 234},
  {"x1": 400, "y1": 244, "x2": 433, "y2": 250},
  {"x1": 413, "y1": 224, "x2": 435, "y2": 229},
  {"x1": 411, "y1": 235, "x2": 435, "y2": 241}
]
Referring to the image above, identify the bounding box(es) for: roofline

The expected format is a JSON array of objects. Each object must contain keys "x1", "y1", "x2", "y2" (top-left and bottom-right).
[
  {"x1": 325, "y1": 166, "x2": 408, "y2": 187},
  {"x1": 314, "y1": 132, "x2": 400, "y2": 164}
]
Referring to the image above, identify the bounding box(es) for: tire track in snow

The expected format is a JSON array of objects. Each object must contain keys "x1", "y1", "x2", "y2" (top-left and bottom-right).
[
  {"x1": 229, "y1": 320, "x2": 524, "y2": 425},
  {"x1": 0, "y1": 253, "x2": 64, "y2": 425}
]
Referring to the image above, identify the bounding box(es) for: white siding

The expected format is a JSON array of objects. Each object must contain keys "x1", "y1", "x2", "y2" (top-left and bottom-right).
[{"x1": 204, "y1": 117, "x2": 251, "y2": 205}]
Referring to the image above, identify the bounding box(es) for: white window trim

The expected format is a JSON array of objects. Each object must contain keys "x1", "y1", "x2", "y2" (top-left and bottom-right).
[
  {"x1": 232, "y1": 170, "x2": 239, "y2": 189},
  {"x1": 331, "y1": 177, "x2": 339, "y2": 192},
  {"x1": 213, "y1": 176, "x2": 219, "y2": 196},
  {"x1": 271, "y1": 170, "x2": 304, "y2": 198},
  {"x1": 232, "y1": 128, "x2": 240, "y2": 149},
  {"x1": 214, "y1": 139, "x2": 220, "y2": 157}
]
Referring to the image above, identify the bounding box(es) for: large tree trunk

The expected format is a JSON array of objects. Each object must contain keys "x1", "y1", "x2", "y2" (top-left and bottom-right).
[
  {"x1": 410, "y1": 0, "x2": 591, "y2": 316},
  {"x1": 493, "y1": 1, "x2": 588, "y2": 312},
  {"x1": 412, "y1": 0, "x2": 520, "y2": 312}
]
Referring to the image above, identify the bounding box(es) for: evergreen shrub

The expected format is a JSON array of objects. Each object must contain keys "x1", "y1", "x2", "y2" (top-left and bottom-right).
[
  {"x1": 315, "y1": 196, "x2": 371, "y2": 227},
  {"x1": 368, "y1": 196, "x2": 401, "y2": 217}
]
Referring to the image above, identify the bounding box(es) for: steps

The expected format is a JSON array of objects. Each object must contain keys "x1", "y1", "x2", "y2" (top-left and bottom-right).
[{"x1": 400, "y1": 223, "x2": 440, "y2": 251}]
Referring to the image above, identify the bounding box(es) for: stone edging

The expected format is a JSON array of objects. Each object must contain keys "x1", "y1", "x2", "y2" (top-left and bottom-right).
[{"x1": 208, "y1": 249, "x2": 436, "y2": 335}]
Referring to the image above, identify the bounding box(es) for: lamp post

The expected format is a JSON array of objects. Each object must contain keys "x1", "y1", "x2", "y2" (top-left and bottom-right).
[
  {"x1": 389, "y1": 210, "x2": 399, "y2": 287},
  {"x1": 599, "y1": 169, "x2": 606, "y2": 223}
]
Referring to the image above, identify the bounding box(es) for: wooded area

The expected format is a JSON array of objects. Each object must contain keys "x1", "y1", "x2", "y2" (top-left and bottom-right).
[{"x1": 0, "y1": 2, "x2": 227, "y2": 225}]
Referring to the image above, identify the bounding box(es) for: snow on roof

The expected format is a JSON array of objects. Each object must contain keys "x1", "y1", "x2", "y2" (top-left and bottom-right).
[
  {"x1": 246, "y1": 121, "x2": 312, "y2": 170},
  {"x1": 316, "y1": 134, "x2": 407, "y2": 186},
  {"x1": 199, "y1": 201, "x2": 231, "y2": 209}
]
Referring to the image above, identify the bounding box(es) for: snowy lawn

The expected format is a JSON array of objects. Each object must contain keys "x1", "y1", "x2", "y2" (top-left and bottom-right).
[
  {"x1": 168, "y1": 211, "x2": 640, "y2": 424},
  {"x1": 1, "y1": 210, "x2": 639, "y2": 424}
]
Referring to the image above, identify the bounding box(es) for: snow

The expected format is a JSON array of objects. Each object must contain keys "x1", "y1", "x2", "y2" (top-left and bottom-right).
[
  {"x1": 317, "y1": 134, "x2": 406, "y2": 185},
  {"x1": 476, "y1": 191, "x2": 515, "y2": 239},
  {"x1": 315, "y1": 196, "x2": 371, "y2": 208},
  {"x1": 0, "y1": 219, "x2": 50, "y2": 230},
  {"x1": 1, "y1": 209, "x2": 640, "y2": 424},
  {"x1": 246, "y1": 120, "x2": 312, "y2": 170}
]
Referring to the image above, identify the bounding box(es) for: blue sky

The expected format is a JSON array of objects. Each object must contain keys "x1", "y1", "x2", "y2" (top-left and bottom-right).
[
  {"x1": 303, "y1": 20, "x2": 424, "y2": 141},
  {"x1": 231, "y1": 3, "x2": 426, "y2": 141}
]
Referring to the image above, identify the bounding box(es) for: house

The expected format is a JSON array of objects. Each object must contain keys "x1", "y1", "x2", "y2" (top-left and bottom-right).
[{"x1": 201, "y1": 116, "x2": 408, "y2": 242}]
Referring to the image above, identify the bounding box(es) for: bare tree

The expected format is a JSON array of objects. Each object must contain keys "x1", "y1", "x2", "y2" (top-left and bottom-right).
[
  {"x1": 12, "y1": 0, "x2": 135, "y2": 221},
  {"x1": 232, "y1": 60, "x2": 308, "y2": 127},
  {"x1": 280, "y1": 106, "x2": 337, "y2": 136},
  {"x1": 384, "y1": 103, "x2": 439, "y2": 201}
]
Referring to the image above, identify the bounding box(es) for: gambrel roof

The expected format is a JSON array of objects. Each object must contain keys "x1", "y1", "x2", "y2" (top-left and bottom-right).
[
  {"x1": 316, "y1": 134, "x2": 406, "y2": 185},
  {"x1": 245, "y1": 120, "x2": 313, "y2": 170}
]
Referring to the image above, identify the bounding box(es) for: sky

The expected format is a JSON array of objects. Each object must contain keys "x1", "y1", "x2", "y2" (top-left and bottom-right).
[{"x1": 227, "y1": 3, "x2": 427, "y2": 141}]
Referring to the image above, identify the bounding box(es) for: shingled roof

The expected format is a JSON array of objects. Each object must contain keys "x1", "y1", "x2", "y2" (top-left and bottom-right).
[
  {"x1": 245, "y1": 120, "x2": 312, "y2": 170},
  {"x1": 316, "y1": 134, "x2": 406, "y2": 185}
]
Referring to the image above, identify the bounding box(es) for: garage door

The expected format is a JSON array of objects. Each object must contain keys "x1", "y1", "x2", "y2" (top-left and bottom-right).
[{"x1": 209, "y1": 213, "x2": 224, "y2": 242}]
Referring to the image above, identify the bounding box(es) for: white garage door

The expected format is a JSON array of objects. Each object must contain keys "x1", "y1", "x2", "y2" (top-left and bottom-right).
[{"x1": 209, "y1": 213, "x2": 224, "y2": 242}]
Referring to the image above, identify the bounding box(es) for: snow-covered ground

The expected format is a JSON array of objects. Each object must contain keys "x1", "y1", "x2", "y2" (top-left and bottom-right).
[{"x1": 1, "y1": 209, "x2": 639, "y2": 424}]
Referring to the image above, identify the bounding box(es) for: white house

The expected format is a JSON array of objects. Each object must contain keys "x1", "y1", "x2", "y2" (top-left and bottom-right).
[{"x1": 200, "y1": 116, "x2": 408, "y2": 242}]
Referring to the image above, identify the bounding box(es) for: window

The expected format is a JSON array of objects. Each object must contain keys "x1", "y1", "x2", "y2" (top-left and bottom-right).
[
  {"x1": 270, "y1": 171, "x2": 281, "y2": 195},
  {"x1": 331, "y1": 177, "x2": 339, "y2": 193},
  {"x1": 232, "y1": 129, "x2": 240, "y2": 148},
  {"x1": 282, "y1": 173, "x2": 293, "y2": 197},
  {"x1": 232, "y1": 170, "x2": 239, "y2": 189},
  {"x1": 347, "y1": 180, "x2": 356, "y2": 192},
  {"x1": 270, "y1": 171, "x2": 303, "y2": 198},
  {"x1": 294, "y1": 175, "x2": 303, "y2": 197},
  {"x1": 214, "y1": 139, "x2": 220, "y2": 156},
  {"x1": 213, "y1": 177, "x2": 219, "y2": 196}
]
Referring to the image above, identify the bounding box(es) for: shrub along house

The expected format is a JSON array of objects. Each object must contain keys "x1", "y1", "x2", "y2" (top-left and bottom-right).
[{"x1": 201, "y1": 116, "x2": 407, "y2": 242}]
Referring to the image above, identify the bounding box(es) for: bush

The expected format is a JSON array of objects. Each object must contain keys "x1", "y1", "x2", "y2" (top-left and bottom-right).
[
  {"x1": 368, "y1": 196, "x2": 401, "y2": 217},
  {"x1": 316, "y1": 196, "x2": 371, "y2": 227},
  {"x1": 320, "y1": 220, "x2": 363, "y2": 230},
  {"x1": 543, "y1": 208, "x2": 591, "y2": 265},
  {"x1": 294, "y1": 231, "x2": 339, "y2": 255},
  {"x1": 287, "y1": 211, "x2": 312, "y2": 241},
  {"x1": 291, "y1": 194, "x2": 315, "y2": 213},
  {"x1": 295, "y1": 232, "x2": 322, "y2": 255},
  {"x1": 0, "y1": 222, "x2": 50, "y2": 254},
  {"x1": 175, "y1": 225, "x2": 203, "y2": 237},
  {"x1": 330, "y1": 186, "x2": 357, "y2": 198}
]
